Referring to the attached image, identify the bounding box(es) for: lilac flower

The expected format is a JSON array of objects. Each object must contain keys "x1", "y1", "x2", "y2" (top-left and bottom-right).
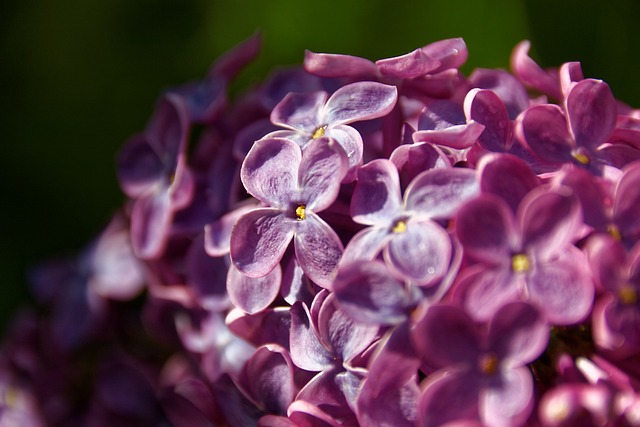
[
  {"x1": 589, "y1": 235, "x2": 640, "y2": 358},
  {"x1": 116, "y1": 93, "x2": 194, "y2": 258},
  {"x1": 268, "y1": 81, "x2": 398, "y2": 175},
  {"x1": 343, "y1": 158, "x2": 478, "y2": 286},
  {"x1": 510, "y1": 40, "x2": 562, "y2": 100},
  {"x1": 230, "y1": 136, "x2": 348, "y2": 287},
  {"x1": 412, "y1": 302, "x2": 549, "y2": 427},
  {"x1": 516, "y1": 78, "x2": 618, "y2": 174},
  {"x1": 454, "y1": 187, "x2": 594, "y2": 324}
]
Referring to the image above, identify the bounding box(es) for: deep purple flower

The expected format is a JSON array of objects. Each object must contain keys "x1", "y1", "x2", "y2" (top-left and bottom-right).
[
  {"x1": 343, "y1": 158, "x2": 478, "y2": 286},
  {"x1": 116, "y1": 93, "x2": 195, "y2": 258},
  {"x1": 413, "y1": 302, "x2": 549, "y2": 427},
  {"x1": 230, "y1": 136, "x2": 348, "y2": 287},
  {"x1": 454, "y1": 187, "x2": 594, "y2": 324}
]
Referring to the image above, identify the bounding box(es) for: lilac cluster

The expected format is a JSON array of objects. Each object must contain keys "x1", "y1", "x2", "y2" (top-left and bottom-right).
[{"x1": 3, "y1": 35, "x2": 640, "y2": 426}]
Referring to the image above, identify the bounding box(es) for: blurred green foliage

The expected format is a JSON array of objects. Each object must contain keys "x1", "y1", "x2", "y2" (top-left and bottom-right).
[{"x1": 1, "y1": 0, "x2": 638, "y2": 333}]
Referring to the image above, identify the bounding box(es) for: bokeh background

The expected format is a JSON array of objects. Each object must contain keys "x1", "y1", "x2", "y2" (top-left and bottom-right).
[{"x1": 1, "y1": 0, "x2": 639, "y2": 334}]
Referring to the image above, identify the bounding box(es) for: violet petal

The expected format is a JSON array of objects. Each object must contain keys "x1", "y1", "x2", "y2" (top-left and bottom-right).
[
  {"x1": 294, "y1": 214, "x2": 344, "y2": 288},
  {"x1": 566, "y1": 79, "x2": 617, "y2": 151},
  {"x1": 322, "y1": 81, "x2": 398, "y2": 126},
  {"x1": 227, "y1": 264, "x2": 282, "y2": 314}
]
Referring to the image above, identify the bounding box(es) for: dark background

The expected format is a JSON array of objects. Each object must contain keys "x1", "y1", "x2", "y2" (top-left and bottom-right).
[{"x1": 1, "y1": 0, "x2": 639, "y2": 334}]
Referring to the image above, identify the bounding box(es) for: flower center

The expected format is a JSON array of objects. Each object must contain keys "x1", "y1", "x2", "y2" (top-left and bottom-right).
[
  {"x1": 607, "y1": 224, "x2": 622, "y2": 241},
  {"x1": 295, "y1": 205, "x2": 307, "y2": 221},
  {"x1": 618, "y1": 284, "x2": 637, "y2": 305},
  {"x1": 511, "y1": 253, "x2": 530, "y2": 273},
  {"x1": 391, "y1": 219, "x2": 407, "y2": 233},
  {"x1": 479, "y1": 353, "x2": 499, "y2": 375},
  {"x1": 312, "y1": 125, "x2": 327, "y2": 139},
  {"x1": 571, "y1": 151, "x2": 590, "y2": 165}
]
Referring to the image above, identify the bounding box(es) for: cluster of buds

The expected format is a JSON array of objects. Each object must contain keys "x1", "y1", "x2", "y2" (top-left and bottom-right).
[{"x1": 2, "y1": 34, "x2": 640, "y2": 426}]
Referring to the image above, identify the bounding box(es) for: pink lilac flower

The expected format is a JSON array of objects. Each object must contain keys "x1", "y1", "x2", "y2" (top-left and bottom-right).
[
  {"x1": 454, "y1": 187, "x2": 594, "y2": 324},
  {"x1": 412, "y1": 302, "x2": 549, "y2": 427}
]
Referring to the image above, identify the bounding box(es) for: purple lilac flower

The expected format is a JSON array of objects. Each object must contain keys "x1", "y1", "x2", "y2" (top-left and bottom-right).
[
  {"x1": 267, "y1": 80, "x2": 398, "y2": 176},
  {"x1": 343, "y1": 158, "x2": 478, "y2": 286},
  {"x1": 454, "y1": 187, "x2": 594, "y2": 324},
  {"x1": 230, "y1": 136, "x2": 348, "y2": 287},
  {"x1": 413, "y1": 302, "x2": 549, "y2": 427}
]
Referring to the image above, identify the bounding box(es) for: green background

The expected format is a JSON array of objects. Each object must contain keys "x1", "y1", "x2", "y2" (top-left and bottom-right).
[{"x1": 1, "y1": 0, "x2": 639, "y2": 333}]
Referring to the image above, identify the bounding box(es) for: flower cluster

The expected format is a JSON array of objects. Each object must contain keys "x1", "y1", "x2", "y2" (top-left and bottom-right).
[{"x1": 3, "y1": 35, "x2": 640, "y2": 426}]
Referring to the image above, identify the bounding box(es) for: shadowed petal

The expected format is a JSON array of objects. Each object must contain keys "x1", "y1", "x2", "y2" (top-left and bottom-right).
[
  {"x1": 461, "y1": 266, "x2": 522, "y2": 322},
  {"x1": 116, "y1": 134, "x2": 165, "y2": 198},
  {"x1": 130, "y1": 190, "x2": 173, "y2": 259},
  {"x1": 230, "y1": 208, "x2": 294, "y2": 278},
  {"x1": 324, "y1": 124, "x2": 363, "y2": 173},
  {"x1": 351, "y1": 159, "x2": 402, "y2": 225},
  {"x1": 341, "y1": 226, "x2": 392, "y2": 265},
  {"x1": 385, "y1": 220, "x2": 451, "y2": 286},
  {"x1": 613, "y1": 162, "x2": 640, "y2": 241},
  {"x1": 417, "y1": 371, "x2": 481, "y2": 427},
  {"x1": 517, "y1": 104, "x2": 573, "y2": 163},
  {"x1": 566, "y1": 79, "x2": 616, "y2": 151},
  {"x1": 304, "y1": 50, "x2": 378, "y2": 79},
  {"x1": 464, "y1": 88, "x2": 511, "y2": 151},
  {"x1": 241, "y1": 137, "x2": 301, "y2": 207},
  {"x1": 322, "y1": 81, "x2": 397, "y2": 126},
  {"x1": 289, "y1": 301, "x2": 334, "y2": 371},
  {"x1": 227, "y1": 264, "x2": 282, "y2": 314},
  {"x1": 478, "y1": 153, "x2": 540, "y2": 213}
]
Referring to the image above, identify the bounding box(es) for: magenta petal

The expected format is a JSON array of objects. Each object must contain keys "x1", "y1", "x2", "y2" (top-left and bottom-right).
[
  {"x1": 210, "y1": 32, "x2": 261, "y2": 80},
  {"x1": 322, "y1": 81, "x2": 398, "y2": 126},
  {"x1": 385, "y1": 220, "x2": 451, "y2": 285},
  {"x1": 560, "y1": 61, "x2": 584, "y2": 96},
  {"x1": 422, "y1": 37, "x2": 468, "y2": 72},
  {"x1": 333, "y1": 260, "x2": 412, "y2": 325},
  {"x1": 413, "y1": 121, "x2": 485, "y2": 150},
  {"x1": 130, "y1": 190, "x2": 173, "y2": 259},
  {"x1": 480, "y1": 367, "x2": 534, "y2": 427},
  {"x1": 299, "y1": 137, "x2": 348, "y2": 211},
  {"x1": 296, "y1": 368, "x2": 352, "y2": 419},
  {"x1": 478, "y1": 153, "x2": 540, "y2": 213},
  {"x1": 464, "y1": 88, "x2": 511, "y2": 151},
  {"x1": 271, "y1": 91, "x2": 327, "y2": 132},
  {"x1": 230, "y1": 208, "x2": 294, "y2": 278},
  {"x1": 553, "y1": 166, "x2": 609, "y2": 231},
  {"x1": 455, "y1": 194, "x2": 516, "y2": 264},
  {"x1": 227, "y1": 264, "x2": 282, "y2": 314},
  {"x1": 405, "y1": 167, "x2": 479, "y2": 219},
  {"x1": 241, "y1": 138, "x2": 300, "y2": 207},
  {"x1": 566, "y1": 79, "x2": 617, "y2": 150},
  {"x1": 462, "y1": 266, "x2": 522, "y2": 322},
  {"x1": 417, "y1": 371, "x2": 481, "y2": 427},
  {"x1": 510, "y1": 40, "x2": 561, "y2": 100},
  {"x1": 294, "y1": 214, "x2": 344, "y2": 288},
  {"x1": 304, "y1": 50, "x2": 378, "y2": 79},
  {"x1": 517, "y1": 104, "x2": 573, "y2": 163},
  {"x1": 288, "y1": 400, "x2": 344, "y2": 427},
  {"x1": 351, "y1": 159, "x2": 402, "y2": 225},
  {"x1": 317, "y1": 293, "x2": 378, "y2": 363},
  {"x1": 390, "y1": 141, "x2": 451, "y2": 187},
  {"x1": 613, "y1": 162, "x2": 640, "y2": 239},
  {"x1": 527, "y1": 247, "x2": 594, "y2": 325},
  {"x1": 412, "y1": 304, "x2": 480, "y2": 368},
  {"x1": 488, "y1": 302, "x2": 549, "y2": 366},
  {"x1": 519, "y1": 187, "x2": 581, "y2": 258},
  {"x1": 324, "y1": 124, "x2": 363, "y2": 173},
  {"x1": 375, "y1": 48, "x2": 440, "y2": 79},
  {"x1": 289, "y1": 301, "x2": 334, "y2": 371},
  {"x1": 588, "y1": 234, "x2": 627, "y2": 292}
]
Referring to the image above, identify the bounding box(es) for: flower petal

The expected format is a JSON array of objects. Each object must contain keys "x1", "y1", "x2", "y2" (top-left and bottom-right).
[
  {"x1": 463, "y1": 88, "x2": 511, "y2": 151},
  {"x1": 241, "y1": 137, "x2": 300, "y2": 207},
  {"x1": 230, "y1": 208, "x2": 294, "y2": 278},
  {"x1": 304, "y1": 50, "x2": 378, "y2": 79},
  {"x1": 294, "y1": 214, "x2": 344, "y2": 288},
  {"x1": 322, "y1": 81, "x2": 398, "y2": 126},
  {"x1": 417, "y1": 370, "x2": 481, "y2": 427},
  {"x1": 116, "y1": 134, "x2": 165, "y2": 198},
  {"x1": 566, "y1": 79, "x2": 616, "y2": 151},
  {"x1": 516, "y1": 104, "x2": 573, "y2": 163},
  {"x1": 375, "y1": 48, "x2": 440, "y2": 79},
  {"x1": 405, "y1": 167, "x2": 479, "y2": 219},
  {"x1": 289, "y1": 301, "x2": 334, "y2": 372},
  {"x1": 351, "y1": 159, "x2": 402, "y2": 225},
  {"x1": 341, "y1": 226, "x2": 392, "y2": 265},
  {"x1": 613, "y1": 161, "x2": 640, "y2": 242},
  {"x1": 510, "y1": 40, "x2": 561, "y2": 100},
  {"x1": 385, "y1": 220, "x2": 451, "y2": 286},
  {"x1": 459, "y1": 266, "x2": 522, "y2": 322},
  {"x1": 130, "y1": 190, "x2": 173, "y2": 259},
  {"x1": 480, "y1": 367, "x2": 534, "y2": 427},
  {"x1": 227, "y1": 264, "x2": 282, "y2": 314},
  {"x1": 271, "y1": 91, "x2": 327, "y2": 133},
  {"x1": 299, "y1": 137, "x2": 348, "y2": 211},
  {"x1": 478, "y1": 153, "x2": 540, "y2": 213}
]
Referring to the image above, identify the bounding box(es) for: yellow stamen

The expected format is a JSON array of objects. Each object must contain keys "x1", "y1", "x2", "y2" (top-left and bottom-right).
[
  {"x1": 295, "y1": 205, "x2": 306, "y2": 221},
  {"x1": 479, "y1": 353, "x2": 499, "y2": 375},
  {"x1": 511, "y1": 253, "x2": 530, "y2": 273},
  {"x1": 572, "y1": 152, "x2": 590, "y2": 165},
  {"x1": 618, "y1": 285, "x2": 637, "y2": 305},
  {"x1": 391, "y1": 219, "x2": 407, "y2": 233},
  {"x1": 607, "y1": 224, "x2": 622, "y2": 241},
  {"x1": 312, "y1": 125, "x2": 327, "y2": 139}
]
